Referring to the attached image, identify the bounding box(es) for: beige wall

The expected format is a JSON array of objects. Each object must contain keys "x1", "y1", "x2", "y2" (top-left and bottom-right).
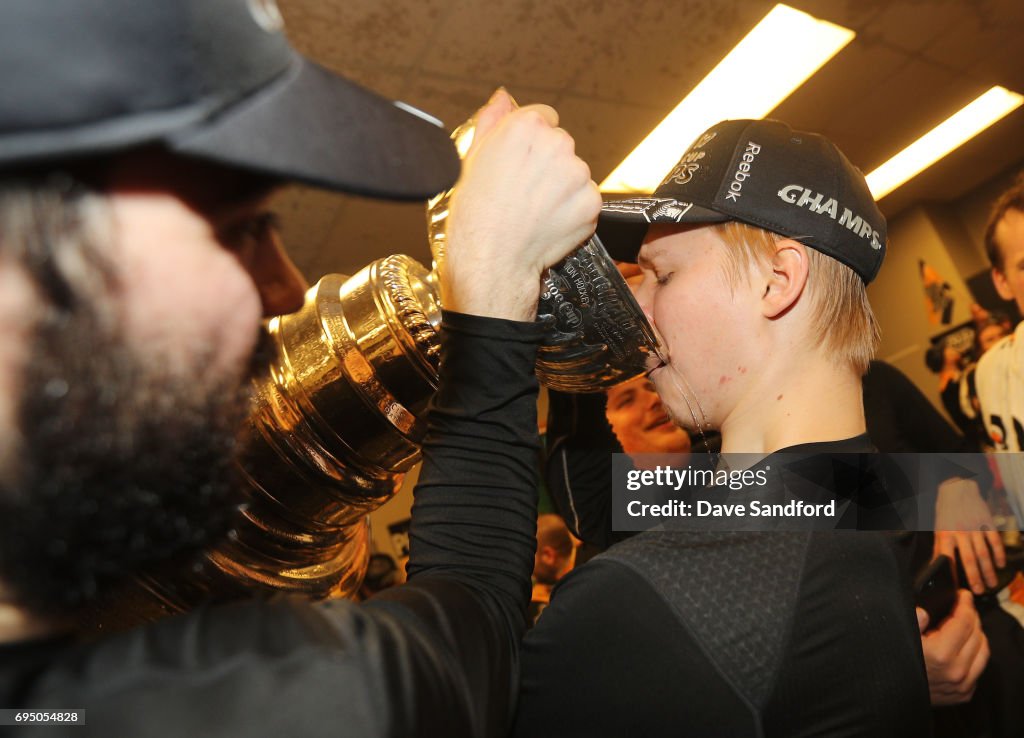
[
  {"x1": 870, "y1": 207, "x2": 968, "y2": 415},
  {"x1": 868, "y1": 164, "x2": 1023, "y2": 422},
  {"x1": 953, "y1": 167, "x2": 1022, "y2": 263},
  {"x1": 367, "y1": 465, "x2": 418, "y2": 562}
]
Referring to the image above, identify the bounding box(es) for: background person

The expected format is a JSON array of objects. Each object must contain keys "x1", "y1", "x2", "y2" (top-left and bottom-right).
[
  {"x1": 529, "y1": 514, "x2": 578, "y2": 625},
  {"x1": 605, "y1": 374, "x2": 692, "y2": 458}
]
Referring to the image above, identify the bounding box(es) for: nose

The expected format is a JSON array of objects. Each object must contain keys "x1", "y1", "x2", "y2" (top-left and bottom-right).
[
  {"x1": 250, "y1": 229, "x2": 310, "y2": 317},
  {"x1": 641, "y1": 382, "x2": 662, "y2": 411},
  {"x1": 632, "y1": 274, "x2": 656, "y2": 326}
]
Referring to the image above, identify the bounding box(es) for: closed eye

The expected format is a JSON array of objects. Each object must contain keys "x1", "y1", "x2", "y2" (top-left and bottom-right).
[{"x1": 218, "y1": 212, "x2": 282, "y2": 253}]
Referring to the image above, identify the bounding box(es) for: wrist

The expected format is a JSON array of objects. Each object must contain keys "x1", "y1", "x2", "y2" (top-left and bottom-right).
[
  {"x1": 445, "y1": 279, "x2": 541, "y2": 321},
  {"x1": 442, "y1": 261, "x2": 543, "y2": 322}
]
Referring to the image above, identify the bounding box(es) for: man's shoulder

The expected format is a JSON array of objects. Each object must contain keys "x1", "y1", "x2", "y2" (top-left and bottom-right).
[
  {"x1": 24, "y1": 598, "x2": 364, "y2": 700},
  {"x1": 974, "y1": 324, "x2": 1024, "y2": 432},
  {"x1": 13, "y1": 598, "x2": 389, "y2": 736},
  {"x1": 977, "y1": 322, "x2": 1024, "y2": 379}
]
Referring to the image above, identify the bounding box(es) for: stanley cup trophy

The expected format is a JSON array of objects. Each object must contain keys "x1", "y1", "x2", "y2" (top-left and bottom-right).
[{"x1": 89, "y1": 102, "x2": 664, "y2": 629}]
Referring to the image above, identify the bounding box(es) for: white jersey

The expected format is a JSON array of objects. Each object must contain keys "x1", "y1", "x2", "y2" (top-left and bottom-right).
[{"x1": 972, "y1": 321, "x2": 1024, "y2": 520}]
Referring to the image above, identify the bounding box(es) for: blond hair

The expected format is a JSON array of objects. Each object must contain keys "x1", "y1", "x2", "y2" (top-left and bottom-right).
[{"x1": 711, "y1": 221, "x2": 879, "y2": 375}]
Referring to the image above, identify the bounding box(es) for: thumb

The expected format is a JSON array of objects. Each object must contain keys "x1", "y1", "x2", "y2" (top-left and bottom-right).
[
  {"x1": 916, "y1": 607, "x2": 929, "y2": 633},
  {"x1": 465, "y1": 88, "x2": 515, "y2": 155}
]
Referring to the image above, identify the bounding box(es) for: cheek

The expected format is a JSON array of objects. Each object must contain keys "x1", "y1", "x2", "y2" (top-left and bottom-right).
[
  {"x1": 110, "y1": 196, "x2": 262, "y2": 375},
  {"x1": 139, "y1": 249, "x2": 262, "y2": 373},
  {"x1": 650, "y1": 285, "x2": 726, "y2": 360}
]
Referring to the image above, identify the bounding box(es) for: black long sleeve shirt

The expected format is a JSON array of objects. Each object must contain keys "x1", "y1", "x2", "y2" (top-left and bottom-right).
[
  {"x1": 516, "y1": 390, "x2": 931, "y2": 738},
  {"x1": 0, "y1": 312, "x2": 544, "y2": 738}
]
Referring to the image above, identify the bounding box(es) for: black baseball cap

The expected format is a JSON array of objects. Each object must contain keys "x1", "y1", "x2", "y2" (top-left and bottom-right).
[
  {"x1": 598, "y1": 119, "x2": 887, "y2": 282},
  {"x1": 0, "y1": 0, "x2": 459, "y2": 200}
]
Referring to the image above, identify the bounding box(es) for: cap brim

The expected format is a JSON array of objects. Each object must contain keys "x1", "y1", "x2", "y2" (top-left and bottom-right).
[
  {"x1": 170, "y1": 58, "x2": 459, "y2": 201},
  {"x1": 597, "y1": 197, "x2": 728, "y2": 262}
]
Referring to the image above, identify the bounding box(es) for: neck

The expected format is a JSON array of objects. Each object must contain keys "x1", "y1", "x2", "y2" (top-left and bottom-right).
[{"x1": 719, "y1": 352, "x2": 865, "y2": 455}]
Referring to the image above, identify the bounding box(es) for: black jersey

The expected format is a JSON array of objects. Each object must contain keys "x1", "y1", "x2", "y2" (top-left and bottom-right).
[{"x1": 516, "y1": 391, "x2": 931, "y2": 737}]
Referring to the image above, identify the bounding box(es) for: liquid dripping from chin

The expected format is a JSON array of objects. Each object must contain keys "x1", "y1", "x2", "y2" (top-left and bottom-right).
[{"x1": 656, "y1": 363, "x2": 716, "y2": 463}]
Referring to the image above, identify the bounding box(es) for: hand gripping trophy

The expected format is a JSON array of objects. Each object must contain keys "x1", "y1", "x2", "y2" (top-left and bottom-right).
[{"x1": 90, "y1": 101, "x2": 664, "y2": 628}]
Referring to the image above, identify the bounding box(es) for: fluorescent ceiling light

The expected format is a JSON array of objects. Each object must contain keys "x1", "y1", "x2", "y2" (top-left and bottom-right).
[
  {"x1": 866, "y1": 86, "x2": 1024, "y2": 200},
  {"x1": 600, "y1": 4, "x2": 854, "y2": 193}
]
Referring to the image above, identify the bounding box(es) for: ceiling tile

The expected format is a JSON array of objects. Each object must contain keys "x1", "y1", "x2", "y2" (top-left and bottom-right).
[
  {"x1": 553, "y1": 95, "x2": 666, "y2": 183},
  {"x1": 771, "y1": 40, "x2": 909, "y2": 135},
  {"x1": 831, "y1": 59, "x2": 985, "y2": 171},
  {"x1": 920, "y1": 8, "x2": 1015, "y2": 72},
  {"x1": 788, "y1": 0, "x2": 888, "y2": 31},
  {"x1": 860, "y1": 0, "x2": 970, "y2": 53},
  {"x1": 965, "y1": 37, "x2": 1024, "y2": 92},
  {"x1": 418, "y1": 0, "x2": 601, "y2": 91},
  {"x1": 567, "y1": 0, "x2": 773, "y2": 107},
  {"x1": 402, "y1": 74, "x2": 560, "y2": 133},
  {"x1": 280, "y1": 0, "x2": 449, "y2": 72}
]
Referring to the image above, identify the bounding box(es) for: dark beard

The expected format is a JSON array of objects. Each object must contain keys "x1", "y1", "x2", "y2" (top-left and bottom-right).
[{"x1": 0, "y1": 307, "x2": 271, "y2": 618}]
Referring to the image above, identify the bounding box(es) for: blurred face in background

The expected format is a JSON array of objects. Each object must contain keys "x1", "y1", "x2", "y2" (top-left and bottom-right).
[
  {"x1": 978, "y1": 322, "x2": 1008, "y2": 354},
  {"x1": 992, "y1": 208, "x2": 1024, "y2": 315},
  {"x1": 606, "y1": 375, "x2": 691, "y2": 455}
]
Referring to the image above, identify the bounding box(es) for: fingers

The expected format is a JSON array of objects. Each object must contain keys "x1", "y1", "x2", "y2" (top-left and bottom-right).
[
  {"x1": 986, "y1": 527, "x2": 1007, "y2": 569},
  {"x1": 934, "y1": 531, "x2": 956, "y2": 562},
  {"x1": 518, "y1": 102, "x2": 559, "y2": 128},
  {"x1": 970, "y1": 531, "x2": 999, "y2": 590},
  {"x1": 936, "y1": 529, "x2": 1005, "y2": 594},
  {"x1": 962, "y1": 629, "x2": 990, "y2": 700},
  {"x1": 467, "y1": 88, "x2": 516, "y2": 155},
  {"x1": 946, "y1": 624, "x2": 991, "y2": 704},
  {"x1": 955, "y1": 531, "x2": 987, "y2": 593},
  {"x1": 442, "y1": 93, "x2": 600, "y2": 321},
  {"x1": 924, "y1": 590, "x2": 974, "y2": 647},
  {"x1": 922, "y1": 590, "x2": 990, "y2": 705}
]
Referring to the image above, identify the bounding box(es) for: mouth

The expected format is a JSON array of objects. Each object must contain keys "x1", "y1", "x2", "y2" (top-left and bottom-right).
[
  {"x1": 645, "y1": 346, "x2": 668, "y2": 374},
  {"x1": 644, "y1": 412, "x2": 674, "y2": 431}
]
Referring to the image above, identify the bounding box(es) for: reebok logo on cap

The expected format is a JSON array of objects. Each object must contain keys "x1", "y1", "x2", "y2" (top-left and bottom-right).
[{"x1": 725, "y1": 141, "x2": 761, "y2": 202}]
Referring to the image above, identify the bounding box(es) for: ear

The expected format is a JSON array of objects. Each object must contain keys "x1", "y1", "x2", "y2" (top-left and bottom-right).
[
  {"x1": 760, "y1": 239, "x2": 809, "y2": 319},
  {"x1": 991, "y1": 266, "x2": 1015, "y2": 302},
  {"x1": 539, "y1": 546, "x2": 556, "y2": 566}
]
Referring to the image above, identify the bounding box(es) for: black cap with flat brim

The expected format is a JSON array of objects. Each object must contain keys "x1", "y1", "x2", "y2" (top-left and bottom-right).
[
  {"x1": 0, "y1": 0, "x2": 459, "y2": 201},
  {"x1": 597, "y1": 198, "x2": 729, "y2": 263},
  {"x1": 170, "y1": 59, "x2": 459, "y2": 200},
  {"x1": 597, "y1": 119, "x2": 886, "y2": 283}
]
